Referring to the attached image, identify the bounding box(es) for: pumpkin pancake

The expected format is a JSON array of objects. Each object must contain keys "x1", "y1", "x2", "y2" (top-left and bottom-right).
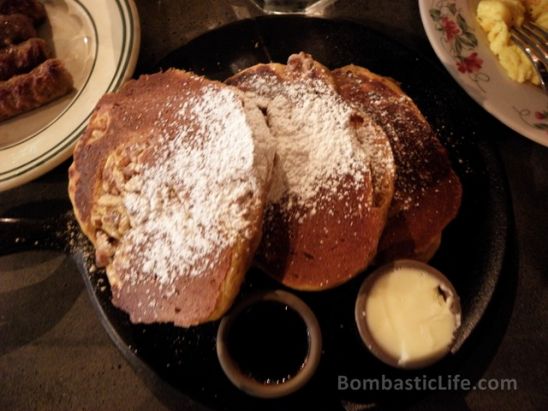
[
  {"x1": 227, "y1": 53, "x2": 395, "y2": 290},
  {"x1": 69, "y1": 70, "x2": 275, "y2": 326},
  {"x1": 333, "y1": 65, "x2": 462, "y2": 261}
]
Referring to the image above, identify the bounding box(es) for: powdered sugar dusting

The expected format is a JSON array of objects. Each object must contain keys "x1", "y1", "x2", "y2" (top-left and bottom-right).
[
  {"x1": 241, "y1": 73, "x2": 369, "y2": 218},
  {"x1": 335, "y1": 69, "x2": 449, "y2": 212},
  {"x1": 109, "y1": 85, "x2": 273, "y2": 288}
]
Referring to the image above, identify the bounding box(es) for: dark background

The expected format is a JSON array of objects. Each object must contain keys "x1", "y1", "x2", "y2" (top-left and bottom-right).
[{"x1": 0, "y1": 1, "x2": 546, "y2": 410}]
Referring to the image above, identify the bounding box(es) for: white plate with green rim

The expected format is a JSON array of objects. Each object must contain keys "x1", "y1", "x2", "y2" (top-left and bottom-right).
[
  {"x1": 0, "y1": 0, "x2": 140, "y2": 192},
  {"x1": 419, "y1": 0, "x2": 548, "y2": 147}
]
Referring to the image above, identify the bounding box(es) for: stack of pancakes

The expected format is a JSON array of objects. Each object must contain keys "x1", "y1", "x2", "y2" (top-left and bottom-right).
[{"x1": 69, "y1": 53, "x2": 461, "y2": 327}]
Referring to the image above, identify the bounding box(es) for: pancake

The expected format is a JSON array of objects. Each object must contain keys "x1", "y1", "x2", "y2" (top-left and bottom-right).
[
  {"x1": 69, "y1": 69, "x2": 275, "y2": 327},
  {"x1": 333, "y1": 65, "x2": 462, "y2": 261},
  {"x1": 227, "y1": 53, "x2": 395, "y2": 290}
]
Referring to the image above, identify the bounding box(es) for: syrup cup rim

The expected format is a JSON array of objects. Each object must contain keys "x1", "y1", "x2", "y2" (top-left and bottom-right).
[{"x1": 217, "y1": 289, "x2": 322, "y2": 398}]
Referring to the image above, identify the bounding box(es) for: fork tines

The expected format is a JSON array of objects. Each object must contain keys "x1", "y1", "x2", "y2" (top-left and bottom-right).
[
  {"x1": 510, "y1": 22, "x2": 548, "y2": 92},
  {"x1": 522, "y1": 21, "x2": 548, "y2": 62}
]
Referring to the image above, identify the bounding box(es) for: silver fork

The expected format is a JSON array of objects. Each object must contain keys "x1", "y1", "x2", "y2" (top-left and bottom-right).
[{"x1": 511, "y1": 21, "x2": 548, "y2": 93}]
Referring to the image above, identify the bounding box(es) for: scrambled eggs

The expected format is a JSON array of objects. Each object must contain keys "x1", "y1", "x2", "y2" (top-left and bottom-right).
[{"x1": 477, "y1": 0, "x2": 548, "y2": 85}]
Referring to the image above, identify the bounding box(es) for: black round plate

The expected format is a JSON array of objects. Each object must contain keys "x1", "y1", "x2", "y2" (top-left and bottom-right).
[{"x1": 74, "y1": 16, "x2": 509, "y2": 411}]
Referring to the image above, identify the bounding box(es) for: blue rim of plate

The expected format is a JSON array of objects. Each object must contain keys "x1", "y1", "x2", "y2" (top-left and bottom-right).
[{"x1": 0, "y1": 0, "x2": 140, "y2": 190}]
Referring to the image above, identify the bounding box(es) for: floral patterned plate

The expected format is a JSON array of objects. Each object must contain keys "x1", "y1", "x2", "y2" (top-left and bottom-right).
[{"x1": 419, "y1": 0, "x2": 548, "y2": 147}]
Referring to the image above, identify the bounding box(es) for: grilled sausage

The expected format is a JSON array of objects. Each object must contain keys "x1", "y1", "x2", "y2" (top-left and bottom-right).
[
  {"x1": 0, "y1": 0, "x2": 47, "y2": 25},
  {"x1": 0, "y1": 58, "x2": 74, "y2": 121},
  {"x1": 0, "y1": 37, "x2": 49, "y2": 80},
  {"x1": 0, "y1": 14, "x2": 36, "y2": 48}
]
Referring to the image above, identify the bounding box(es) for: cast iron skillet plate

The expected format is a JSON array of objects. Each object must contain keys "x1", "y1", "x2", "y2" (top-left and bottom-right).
[{"x1": 6, "y1": 16, "x2": 509, "y2": 411}]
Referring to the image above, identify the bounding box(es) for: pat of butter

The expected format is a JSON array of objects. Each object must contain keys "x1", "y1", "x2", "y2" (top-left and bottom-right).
[{"x1": 365, "y1": 267, "x2": 460, "y2": 366}]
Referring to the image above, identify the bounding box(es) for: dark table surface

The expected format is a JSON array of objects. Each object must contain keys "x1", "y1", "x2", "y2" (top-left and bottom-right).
[{"x1": 1, "y1": 0, "x2": 547, "y2": 410}]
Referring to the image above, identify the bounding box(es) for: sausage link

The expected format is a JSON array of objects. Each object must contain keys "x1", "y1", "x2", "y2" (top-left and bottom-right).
[
  {"x1": 0, "y1": 0, "x2": 47, "y2": 25},
  {"x1": 0, "y1": 37, "x2": 49, "y2": 80},
  {"x1": 0, "y1": 58, "x2": 74, "y2": 121},
  {"x1": 0, "y1": 14, "x2": 36, "y2": 48}
]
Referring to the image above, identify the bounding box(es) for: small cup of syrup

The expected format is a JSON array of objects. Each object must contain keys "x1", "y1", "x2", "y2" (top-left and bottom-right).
[{"x1": 216, "y1": 290, "x2": 322, "y2": 398}]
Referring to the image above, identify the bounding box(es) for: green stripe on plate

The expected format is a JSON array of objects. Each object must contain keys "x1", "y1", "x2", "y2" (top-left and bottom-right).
[
  {"x1": 0, "y1": 0, "x2": 137, "y2": 182},
  {"x1": 0, "y1": 0, "x2": 99, "y2": 152}
]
